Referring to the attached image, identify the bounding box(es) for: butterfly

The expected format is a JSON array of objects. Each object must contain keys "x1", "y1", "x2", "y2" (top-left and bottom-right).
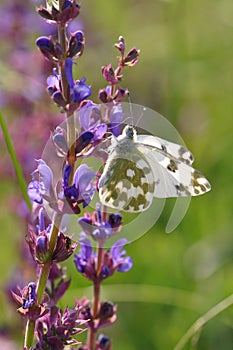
[{"x1": 98, "y1": 125, "x2": 211, "y2": 212}]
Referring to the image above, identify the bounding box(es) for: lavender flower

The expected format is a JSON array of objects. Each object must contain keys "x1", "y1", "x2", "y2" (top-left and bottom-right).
[
  {"x1": 78, "y1": 203, "x2": 122, "y2": 243},
  {"x1": 74, "y1": 235, "x2": 133, "y2": 282},
  {"x1": 27, "y1": 160, "x2": 96, "y2": 214},
  {"x1": 110, "y1": 238, "x2": 133, "y2": 272},
  {"x1": 27, "y1": 208, "x2": 77, "y2": 264},
  {"x1": 63, "y1": 164, "x2": 96, "y2": 213},
  {"x1": 36, "y1": 304, "x2": 87, "y2": 349},
  {"x1": 65, "y1": 57, "x2": 92, "y2": 102},
  {"x1": 11, "y1": 282, "x2": 48, "y2": 321}
]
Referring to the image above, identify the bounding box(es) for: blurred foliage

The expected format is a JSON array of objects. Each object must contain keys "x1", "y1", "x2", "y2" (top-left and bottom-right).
[{"x1": 0, "y1": 0, "x2": 233, "y2": 349}]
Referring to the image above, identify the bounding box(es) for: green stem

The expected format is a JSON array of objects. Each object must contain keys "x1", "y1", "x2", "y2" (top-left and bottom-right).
[
  {"x1": 173, "y1": 293, "x2": 233, "y2": 350},
  {"x1": 24, "y1": 318, "x2": 35, "y2": 349},
  {"x1": 0, "y1": 110, "x2": 31, "y2": 211}
]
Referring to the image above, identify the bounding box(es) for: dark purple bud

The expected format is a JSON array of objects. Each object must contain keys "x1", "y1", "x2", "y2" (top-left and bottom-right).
[
  {"x1": 98, "y1": 89, "x2": 109, "y2": 103},
  {"x1": 36, "y1": 36, "x2": 57, "y2": 62},
  {"x1": 36, "y1": 234, "x2": 49, "y2": 263},
  {"x1": 108, "y1": 213, "x2": 122, "y2": 228},
  {"x1": 37, "y1": 6, "x2": 53, "y2": 21},
  {"x1": 63, "y1": 164, "x2": 72, "y2": 187},
  {"x1": 64, "y1": 184, "x2": 78, "y2": 200},
  {"x1": 114, "y1": 35, "x2": 125, "y2": 56},
  {"x1": 52, "y1": 232, "x2": 78, "y2": 263},
  {"x1": 59, "y1": 0, "x2": 80, "y2": 24},
  {"x1": 101, "y1": 265, "x2": 110, "y2": 278},
  {"x1": 113, "y1": 87, "x2": 128, "y2": 102},
  {"x1": 52, "y1": 91, "x2": 67, "y2": 107},
  {"x1": 102, "y1": 64, "x2": 119, "y2": 84},
  {"x1": 75, "y1": 131, "x2": 94, "y2": 154},
  {"x1": 97, "y1": 334, "x2": 111, "y2": 350},
  {"x1": 124, "y1": 47, "x2": 140, "y2": 66},
  {"x1": 73, "y1": 78, "x2": 92, "y2": 102},
  {"x1": 98, "y1": 302, "x2": 114, "y2": 319},
  {"x1": 68, "y1": 30, "x2": 85, "y2": 58}
]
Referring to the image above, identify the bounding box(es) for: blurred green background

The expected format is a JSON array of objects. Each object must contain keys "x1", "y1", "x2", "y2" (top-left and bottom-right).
[{"x1": 0, "y1": 0, "x2": 233, "y2": 349}]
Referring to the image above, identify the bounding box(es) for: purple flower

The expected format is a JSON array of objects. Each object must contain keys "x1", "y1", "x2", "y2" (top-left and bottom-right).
[
  {"x1": 77, "y1": 102, "x2": 107, "y2": 155},
  {"x1": 110, "y1": 238, "x2": 133, "y2": 272},
  {"x1": 22, "y1": 282, "x2": 36, "y2": 310},
  {"x1": 74, "y1": 235, "x2": 95, "y2": 275},
  {"x1": 36, "y1": 304, "x2": 86, "y2": 349},
  {"x1": 109, "y1": 104, "x2": 123, "y2": 137},
  {"x1": 27, "y1": 159, "x2": 54, "y2": 205},
  {"x1": 74, "y1": 235, "x2": 133, "y2": 282},
  {"x1": 27, "y1": 208, "x2": 77, "y2": 264},
  {"x1": 28, "y1": 160, "x2": 96, "y2": 215},
  {"x1": 78, "y1": 203, "x2": 122, "y2": 243},
  {"x1": 63, "y1": 164, "x2": 96, "y2": 212},
  {"x1": 11, "y1": 282, "x2": 48, "y2": 321},
  {"x1": 47, "y1": 69, "x2": 67, "y2": 108},
  {"x1": 65, "y1": 57, "x2": 92, "y2": 102}
]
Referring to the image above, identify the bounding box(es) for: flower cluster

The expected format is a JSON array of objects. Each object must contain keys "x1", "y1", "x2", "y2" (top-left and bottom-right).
[
  {"x1": 35, "y1": 304, "x2": 87, "y2": 349},
  {"x1": 74, "y1": 235, "x2": 133, "y2": 282},
  {"x1": 8, "y1": 0, "x2": 140, "y2": 348}
]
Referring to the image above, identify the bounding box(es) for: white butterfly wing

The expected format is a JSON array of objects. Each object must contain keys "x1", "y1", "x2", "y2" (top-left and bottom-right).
[
  {"x1": 137, "y1": 142, "x2": 211, "y2": 198},
  {"x1": 98, "y1": 149, "x2": 155, "y2": 212},
  {"x1": 137, "y1": 134, "x2": 194, "y2": 165}
]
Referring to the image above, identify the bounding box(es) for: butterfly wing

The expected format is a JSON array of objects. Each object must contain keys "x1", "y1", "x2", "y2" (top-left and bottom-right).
[
  {"x1": 136, "y1": 139, "x2": 211, "y2": 198},
  {"x1": 98, "y1": 149, "x2": 156, "y2": 212},
  {"x1": 137, "y1": 134, "x2": 195, "y2": 165}
]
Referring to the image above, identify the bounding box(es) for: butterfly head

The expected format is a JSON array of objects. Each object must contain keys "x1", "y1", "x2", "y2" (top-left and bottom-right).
[{"x1": 122, "y1": 125, "x2": 137, "y2": 140}]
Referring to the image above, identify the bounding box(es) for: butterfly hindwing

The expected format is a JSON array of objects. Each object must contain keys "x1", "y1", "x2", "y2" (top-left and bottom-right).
[{"x1": 99, "y1": 151, "x2": 155, "y2": 212}]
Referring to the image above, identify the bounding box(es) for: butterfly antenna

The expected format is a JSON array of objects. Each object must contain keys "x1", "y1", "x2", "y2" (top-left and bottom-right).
[
  {"x1": 135, "y1": 107, "x2": 146, "y2": 128},
  {"x1": 127, "y1": 91, "x2": 134, "y2": 126}
]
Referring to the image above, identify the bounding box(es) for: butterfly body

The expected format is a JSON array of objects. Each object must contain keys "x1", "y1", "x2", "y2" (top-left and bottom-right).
[{"x1": 98, "y1": 125, "x2": 211, "y2": 212}]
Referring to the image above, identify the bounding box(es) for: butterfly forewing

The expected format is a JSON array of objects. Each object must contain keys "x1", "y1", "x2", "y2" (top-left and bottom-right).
[
  {"x1": 138, "y1": 143, "x2": 211, "y2": 198},
  {"x1": 137, "y1": 134, "x2": 195, "y2": 165}
]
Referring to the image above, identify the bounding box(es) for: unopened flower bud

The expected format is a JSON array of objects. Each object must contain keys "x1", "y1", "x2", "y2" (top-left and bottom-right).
[
  {"x1": 68, "y1": 31, "x2": 85, "y2": 58},
  {"x1": 123, "y1": 47, "x2": 140, "y2": 66}
]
